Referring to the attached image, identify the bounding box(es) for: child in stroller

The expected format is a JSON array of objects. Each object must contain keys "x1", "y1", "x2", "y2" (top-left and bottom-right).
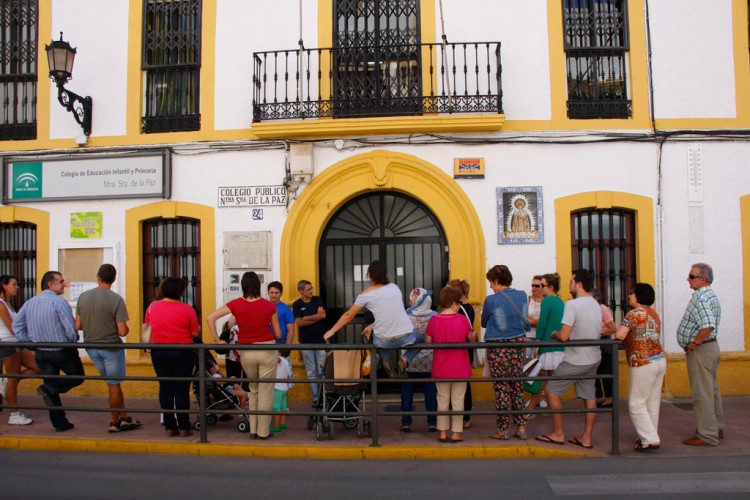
[{"x1": 193, "y1": 358, "x2": 250, "y2": 432}]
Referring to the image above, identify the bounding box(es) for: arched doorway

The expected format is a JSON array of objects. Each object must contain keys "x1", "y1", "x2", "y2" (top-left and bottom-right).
[
  {"x1": 280, "y1": 150, "x2": 487, "y2": 323},
  {"x1": 320, "y1": 191, "x2": 449, "y2": 342}
]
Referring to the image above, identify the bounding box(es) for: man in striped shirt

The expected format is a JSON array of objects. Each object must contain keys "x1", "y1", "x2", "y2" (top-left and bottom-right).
[{"x1": 13, "y1": 271, "x2": 84, "y2": 432}]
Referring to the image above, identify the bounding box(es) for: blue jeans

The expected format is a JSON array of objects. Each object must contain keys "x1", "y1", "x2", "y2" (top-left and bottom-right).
[
  {"x1": 401, "y1": 371, "x2": 437, "y2": 427},
  {"x1": 35, "y1": 348, "x2": 85, "y2": 429},
  {"x1": 300, "y1": 348, "x2": 326, "y2": 400},
  {"x1": 373, "y1": 331, "x2": 423, "y2": 377}
]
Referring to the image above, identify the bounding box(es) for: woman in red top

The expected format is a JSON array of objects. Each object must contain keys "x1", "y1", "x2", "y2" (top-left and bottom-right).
[
  {"x1": 207, "y1": 272, "x2": 281, "y2": 439},
  {"x1": 145, "y1": 277, "x2": 200, "y2": 437},
  {"x1": 426, "y1": 286, "x2": 476, "y2": 443}
]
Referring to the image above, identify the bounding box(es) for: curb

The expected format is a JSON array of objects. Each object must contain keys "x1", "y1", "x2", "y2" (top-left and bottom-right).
[{"x1": 0, "y1": 436, "x2": 594, "y2": 460}]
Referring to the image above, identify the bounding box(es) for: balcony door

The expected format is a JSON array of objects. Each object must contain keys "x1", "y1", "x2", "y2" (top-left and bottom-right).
[{"x1": 333, "y1": 0, "x2": 423, "y2": 117}]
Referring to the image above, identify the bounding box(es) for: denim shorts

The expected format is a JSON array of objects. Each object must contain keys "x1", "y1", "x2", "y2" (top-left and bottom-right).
[{"x1": 86, "y1": 348, "x2": 126, "y2": 384}]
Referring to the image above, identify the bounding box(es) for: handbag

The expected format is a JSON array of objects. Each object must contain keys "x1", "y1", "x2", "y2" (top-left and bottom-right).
[
  {"x1": 140, "y1": 305, "x2": 152, "y2": 344},
  {"x1": 360, "y1": 350, "x2": 372, "y2": 377},
  {"x1": 460, "y1": 304, "x2": 483, "y2": 368},
  {"x1": 523, "y1": 356, "x2": 542, "y2": 394}
]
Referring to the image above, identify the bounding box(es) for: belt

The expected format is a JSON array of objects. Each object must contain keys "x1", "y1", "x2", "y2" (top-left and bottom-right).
[{"x1": 684, "y1": 337, "x2": 716, "y2": 352}]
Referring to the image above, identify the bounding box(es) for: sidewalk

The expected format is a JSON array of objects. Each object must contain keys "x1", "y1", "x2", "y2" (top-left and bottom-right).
[{"x1": 1, "y1": 394, "x2": 747, "y2": 460}]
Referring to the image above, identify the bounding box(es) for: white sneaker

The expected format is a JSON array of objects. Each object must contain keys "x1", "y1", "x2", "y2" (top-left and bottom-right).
[
  {"x1": 539, "y1": 400, "x2": 548, "y2": 409},
  {"x1": 8, "y1": 411, "x2": 33, "y2": 425},
  {"x1": 0, "y1": 377, "x2": 7, "y2": 397}
]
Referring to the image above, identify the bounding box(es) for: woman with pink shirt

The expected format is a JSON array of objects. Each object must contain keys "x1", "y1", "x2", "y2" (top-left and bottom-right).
[{"x1": 426, "y1": 286, "x2": 476, "y2": 443}]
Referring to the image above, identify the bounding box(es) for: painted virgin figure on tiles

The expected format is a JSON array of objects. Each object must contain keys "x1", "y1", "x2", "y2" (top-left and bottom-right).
[{"x1": 498, "y1": 187, "x2": 544, "y2": 244}]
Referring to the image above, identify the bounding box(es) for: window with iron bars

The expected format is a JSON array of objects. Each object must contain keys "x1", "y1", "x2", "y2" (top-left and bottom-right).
[
  {"x1": 141, "y1": 0, "x2": 201, "y2": 133},
  {"x1": 142, "y1": 217, "x2": 202, "y2": 322},
  {"x1": 571, "y1": 208, "x2": 636, "y2": 321},
  {"x1": 0, "y1": 0, "x2": 37, "y2": 140},
  {"x1": 0, "y1": 221, "x2": 36, "y2": 310},
  {"x1": 562, "y1": 0, "x2": 631, "y2": 119}
]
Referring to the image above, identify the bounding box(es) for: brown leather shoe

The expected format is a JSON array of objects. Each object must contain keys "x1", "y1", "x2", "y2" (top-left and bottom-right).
[{"x1": 683, "y1": 435, "x2": 712, "y2": 446}]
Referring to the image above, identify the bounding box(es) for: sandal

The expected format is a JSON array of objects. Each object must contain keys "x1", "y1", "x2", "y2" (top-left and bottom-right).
[
  {"x1": 108, "y1": 421, "x2": 123, "y2": 433},
  {"x1": 634, "y1": 441, "x2": 660, "y2": 452},
  {"x1": 119, "y1": 416, "x2": 143, "y2": 429},
  {"x1": 489, "y1": 431, "x2": 510, "y2": 440},
  {"x1": 513, "y1": 429, "x2": 528, "y2": 440}
]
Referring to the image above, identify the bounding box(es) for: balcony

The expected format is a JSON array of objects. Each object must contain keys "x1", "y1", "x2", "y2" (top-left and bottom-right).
[{"x1": 251, "y1": 41, "x2": 504, "y2": 138}]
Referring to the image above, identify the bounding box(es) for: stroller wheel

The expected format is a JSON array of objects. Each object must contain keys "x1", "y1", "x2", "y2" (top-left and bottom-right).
[
  {"x1": 325, "y1": 421, "x2": 334, "y2": 440},
  {"x1": 315, "y1": 421, "x2": 324, "y2": 441},
  {"x1": 206, "y1": 414, "x2": 218, "y2": 426},
  {"x1": 343, "y1": 418, "x2": 358, "y2": 430},
  {"x1": 193, "y1": 420, "x2": 202, "y2": 431},
  {"x1": 237, "y1": 418, "x2": 249, "y2": 433},
  {"x1": 306, "y1": 415, "x2": 315, "y2": 431}
]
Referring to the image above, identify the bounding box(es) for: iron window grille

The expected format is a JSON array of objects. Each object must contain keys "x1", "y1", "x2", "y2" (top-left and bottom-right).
[
  {"x1": 571, "y1": 208, "x2": 636, "y2": 321},
  {"x1": 0, "y1": 0, "x2": 37, "y2": 140},
  {"x1": 0, "y1": 221, "x2": 36, "y2": 309},
  {"x1": 141, "y1": 0, "x2": 201, "y2": 133},
  {"x1": 563, "y1": 0, "x2": 631, "y2": 119},
  {"x1": 142, "y1": 217, "x2": 202, "y2": 322}
]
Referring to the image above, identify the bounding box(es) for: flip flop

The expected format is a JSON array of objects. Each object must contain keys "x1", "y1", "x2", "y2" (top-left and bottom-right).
[
  {"x1": 535, "y1": 434, "x2": 565, "y2": 445},
  {"x1": 568, "y1": 437, "x2": 593, "y2": 449},
  {"x1": 438, "y1": 436, "x2": 448, "y2": 443}
]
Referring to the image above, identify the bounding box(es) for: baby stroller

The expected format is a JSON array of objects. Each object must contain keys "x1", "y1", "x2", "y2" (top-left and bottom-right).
[
  {"x1": 192, "y1": 351, "x2": 249, "y2": 433},
  {"x1": 308, "y1": 349, "x2": 372, "y2": 441}
]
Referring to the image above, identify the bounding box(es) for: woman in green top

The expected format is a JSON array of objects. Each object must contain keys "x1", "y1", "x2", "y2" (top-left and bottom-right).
[{"x1": 526, "y1": 273, "x2": 565, "y2": 415}]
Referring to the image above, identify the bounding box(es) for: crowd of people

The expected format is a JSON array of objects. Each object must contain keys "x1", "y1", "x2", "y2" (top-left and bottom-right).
[{"x1": 0, "y1": 260, "x2": 724, "y2": 451}]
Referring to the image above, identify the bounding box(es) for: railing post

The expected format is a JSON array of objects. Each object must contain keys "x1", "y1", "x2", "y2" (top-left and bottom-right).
[
  {"x1": 369, "y1": 344, "x2": 380, "y2": 447},
  {"x1": 197, "y1": 345, "x2": 207, "y2": 444},
  {"x1": 611, "y1": 340, "x2": 620, "y2": 455}
]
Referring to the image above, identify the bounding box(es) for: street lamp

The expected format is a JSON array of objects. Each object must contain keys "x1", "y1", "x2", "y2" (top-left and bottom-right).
[{"x1": 45, "y1": 32, "x2": 92, "y2": 137}]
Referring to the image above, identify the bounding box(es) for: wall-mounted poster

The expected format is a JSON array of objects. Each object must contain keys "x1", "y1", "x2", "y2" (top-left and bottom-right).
[
  {"x1": 497, "y1": 186, "x2": 544, "y2": 244},
  {"x1": 453, "y1": 158, "x2": 485, "y2": 179}
]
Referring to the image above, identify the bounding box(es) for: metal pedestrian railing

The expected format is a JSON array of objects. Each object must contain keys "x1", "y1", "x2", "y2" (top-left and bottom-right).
[{"x1": 1, "y1": 338, "x2": 620, "y2": 454}]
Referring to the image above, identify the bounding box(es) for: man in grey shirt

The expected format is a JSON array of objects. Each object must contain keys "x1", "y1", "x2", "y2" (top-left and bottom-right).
[
  {"x1": 76, "y1": 264, "x2": 141, "y2": 433},
  {"x1": 535, "y1": 269, "x2": 602, "y2": 449}
]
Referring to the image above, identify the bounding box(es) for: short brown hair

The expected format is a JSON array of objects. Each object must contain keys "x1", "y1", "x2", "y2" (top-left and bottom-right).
[
  {"x1": 446, "y1": 279, "x2": 470, "y2": 298},
  {"x1": 486, "y1": 265, "x2": 512, "y2": 286},
  {"x1": 439, "y1": 285, "x2": 463, "y2": 309}
]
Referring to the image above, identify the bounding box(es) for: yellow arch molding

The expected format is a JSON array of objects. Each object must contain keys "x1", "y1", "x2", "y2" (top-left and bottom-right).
[
  {"x1": 124, "y1": 201, "x2": 216, "y2": 358},
  {"x1": 554, "y1": 191, "x2": 656, "y2": 299},
  {"x1": 280, "y1": 150, "x2": 486, "y2": 308},
  {"x1": 0, "y1": 206, "x2": 50, "y2": 293},
  {"x1": 742, "y1": 194, "x2": 750, "y2": 352}
]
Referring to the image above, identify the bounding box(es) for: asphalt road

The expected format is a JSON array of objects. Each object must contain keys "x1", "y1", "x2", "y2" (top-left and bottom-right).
[{"x1": 3, "y1": 450, "x2": 750, "y2": 499}]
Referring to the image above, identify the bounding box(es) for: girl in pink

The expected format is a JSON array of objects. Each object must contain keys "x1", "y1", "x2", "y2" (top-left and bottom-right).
[{"x1": 426, "y1": 286, "x2": 476, "y2": 443}]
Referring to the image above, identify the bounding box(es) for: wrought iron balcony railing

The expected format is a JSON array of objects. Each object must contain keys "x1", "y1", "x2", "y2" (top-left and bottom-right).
[{"x1": 252, "y1": 41, "x2": 502, "y2": 122}]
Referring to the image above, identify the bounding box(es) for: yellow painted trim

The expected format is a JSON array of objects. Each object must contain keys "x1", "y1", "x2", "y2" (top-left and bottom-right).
[
  {"x1": 200, "y1": 0, "x2": 217, "y2": 134},
  {"x1": 0, "y1": 206, "x2": 50, "y2": 294},
  {"x1": 124, "y1": 201, "x2": 216, "y2": 358},
  {"x1": 127, "y1": 0, "x2": 142, "y2": 137},
  {"x1": 554, "y1": 191, "x2": 655, "y2": 301},
  {"x1": 742, "y1": 194, "x2": 750, "y2": 353},
  {"x1": 280, "y1": 150, "x2": 486, "y2": 310},
  {"x1": 547, "y1": 0, "x2": 651, "y2": 129},
  {"x1": 252, "y1": 113, "x2": 504, "y2": 139}
]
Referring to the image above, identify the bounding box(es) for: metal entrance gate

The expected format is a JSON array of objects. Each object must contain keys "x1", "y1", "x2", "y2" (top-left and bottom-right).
[{"x1": 319, "y1": 192, "x2": 448, "y2": 343}]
